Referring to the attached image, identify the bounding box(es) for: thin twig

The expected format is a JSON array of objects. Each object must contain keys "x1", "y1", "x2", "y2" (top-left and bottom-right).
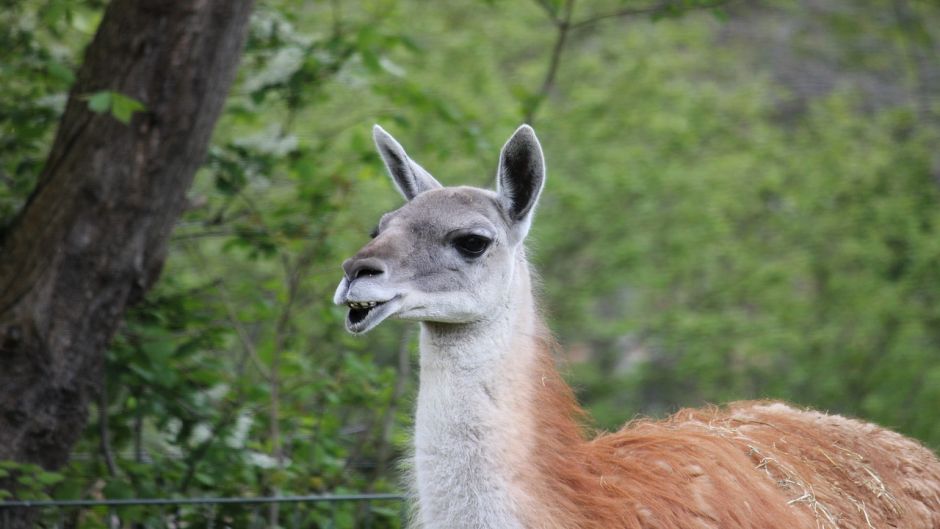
[
  {"x1": 525, "y1": 0, "x2": 576, "y2": 124},
  {"x1": 570, "y1": 0, "x2": 732, "y2": 30},
  {"x1": 98, "y1": 383, "x2": 119, "y2": 478},
  {"x1": 170, "y1": 229, "x2": 235, "y2": 242}
]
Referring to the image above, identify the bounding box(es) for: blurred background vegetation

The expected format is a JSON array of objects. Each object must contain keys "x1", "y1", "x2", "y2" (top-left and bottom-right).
[{"x1": 2, "y1": 0, "x2": 939, "y2": 525}]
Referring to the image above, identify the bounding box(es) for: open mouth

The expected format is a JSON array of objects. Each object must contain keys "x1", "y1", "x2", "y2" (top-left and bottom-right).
[
  {"x1": 347, "y1": 301, "x2": 385, "y2": 325},
  {"x1": 345, "y1": 298, "x2": 398, "y2": 334}
]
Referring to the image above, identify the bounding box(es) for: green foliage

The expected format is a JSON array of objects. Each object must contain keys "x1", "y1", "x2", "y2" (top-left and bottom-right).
[
  {"x1": 0, "y1": 0, "x2": 101, "y2": 220},
  {"x1": 0, "y1": 461, "x2": 64, "y2": 500},
  {"x1": 2, "y1": 1, "x2": 939, "y2": 524},
  {"x1": 83, "y1": 90, "x2": 146, "y2": 124}
]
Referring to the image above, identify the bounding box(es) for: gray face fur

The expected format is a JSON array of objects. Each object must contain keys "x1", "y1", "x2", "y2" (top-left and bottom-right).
[{"x1": 333, "y1": 124, "x2": 546, "y2": 334}]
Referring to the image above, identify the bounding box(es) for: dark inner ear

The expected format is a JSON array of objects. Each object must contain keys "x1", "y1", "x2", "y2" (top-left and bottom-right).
[
  {"x1": 499, "y1": 140, "x2": 544, "y2": 221},
  {"x1": 374, "y1": 125, "x2": 443, "y2": 201},
  {"x1": 379, "y1": 145, "x2": 419, "y2": 199}
]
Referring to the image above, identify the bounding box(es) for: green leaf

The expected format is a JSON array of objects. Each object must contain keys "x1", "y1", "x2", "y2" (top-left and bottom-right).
[
  {"x1": 36, "y1": 471, "x2": 63, "y2": 486},
  {"x1": 111, "y1": 93, "x2": 146, "y2": 124},
  {"x1": 86, "y1": 91, "x2": 112, "y2": 114},
  {"x1": 84, "y1": 91, "x2": 146, "y2": 124}
]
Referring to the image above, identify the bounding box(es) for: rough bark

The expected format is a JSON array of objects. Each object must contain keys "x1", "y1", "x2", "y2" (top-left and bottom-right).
[{"x1": 0, "y1": 0, "x2": 254, "y2": 517}]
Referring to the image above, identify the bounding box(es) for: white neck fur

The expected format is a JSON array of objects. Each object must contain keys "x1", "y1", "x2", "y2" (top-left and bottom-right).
[{"x1": 412, "y1": 254, "x2": 541, "y2": 529}]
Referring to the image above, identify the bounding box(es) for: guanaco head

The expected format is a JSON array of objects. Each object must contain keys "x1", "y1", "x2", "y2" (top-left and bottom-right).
[{"x1": 333, "y1": 124, "x2": 546, "y2": 334}]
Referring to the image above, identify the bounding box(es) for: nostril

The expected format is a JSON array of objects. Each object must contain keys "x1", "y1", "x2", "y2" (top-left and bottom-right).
[
  {"x1": 343, "y1": 258, "x2": 387, "y2": 282},
  {"x1": 355, "y1": 267, "x2": 383, "y2": 279}
]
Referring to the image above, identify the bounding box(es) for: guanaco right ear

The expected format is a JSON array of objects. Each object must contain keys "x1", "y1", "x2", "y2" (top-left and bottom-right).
[
  {"x1": 373, "y1": 125, "x2": 442, "y2": 201},
  {"x1": 496, "y1": 124, "x2": 545, "y2": 238}
]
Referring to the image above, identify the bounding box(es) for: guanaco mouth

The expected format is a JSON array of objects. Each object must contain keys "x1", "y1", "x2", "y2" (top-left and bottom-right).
[
  {"x1": 344, "y1": 297, "x2": 400, "y2": 334},
  {"x1": 347, "y1": 300, "x2": 386, "y2": 325}
]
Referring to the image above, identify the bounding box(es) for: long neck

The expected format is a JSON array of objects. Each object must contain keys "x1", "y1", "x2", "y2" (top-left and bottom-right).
[{"x1": 412, "y1": 257, "x2": 587, "y2": 529}]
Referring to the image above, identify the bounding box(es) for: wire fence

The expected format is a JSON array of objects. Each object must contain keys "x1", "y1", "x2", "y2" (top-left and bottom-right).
[{"x1": 0, "y1": 493, "x2": 407, "y2": 529}]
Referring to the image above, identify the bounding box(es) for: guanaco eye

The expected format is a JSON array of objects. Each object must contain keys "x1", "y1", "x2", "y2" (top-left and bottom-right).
[{"x1": 453, "y1": 234, "x2": 491, "y2": 257}]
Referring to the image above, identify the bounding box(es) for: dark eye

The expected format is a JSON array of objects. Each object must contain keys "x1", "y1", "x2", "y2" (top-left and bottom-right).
[
  {"x1": 453, "y1": 235, "x2": 491, "y2": 257},
  {"x1": 369, "y1": 225, "x2": 380, "y2": 239}
]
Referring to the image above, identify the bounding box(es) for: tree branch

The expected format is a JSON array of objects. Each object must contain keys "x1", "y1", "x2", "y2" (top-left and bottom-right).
[
  {"x1": 524, "y1": 0, "x2": 733, "y2": 124},
  {"x1": 569, "y1": 0, "x2": 732, "y2": 30},
  {"x1": 525, "y1": 0, "x2": 576, "y2": 124},
  {"x1": 97, "y1": 383, "x2": 119, "y2": 478}
]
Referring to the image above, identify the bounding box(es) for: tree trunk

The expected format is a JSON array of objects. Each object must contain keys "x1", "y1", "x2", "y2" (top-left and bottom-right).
[{"x1": 0, "y1": 0, "x2": 253, "y2": 521}]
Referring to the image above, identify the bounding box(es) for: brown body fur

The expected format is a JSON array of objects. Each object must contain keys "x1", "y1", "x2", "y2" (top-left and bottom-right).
[{"x1": 523, "y1": 335, "x2": 940, "y2": 529}]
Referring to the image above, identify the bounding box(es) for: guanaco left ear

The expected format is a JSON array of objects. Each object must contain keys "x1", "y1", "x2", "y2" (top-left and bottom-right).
[
  {"x1": 496, "y1": 124, "x2": 545, "y2": 239},
  {"x1": 373, "y1": 125, "x2": 442, "y2": 201}
]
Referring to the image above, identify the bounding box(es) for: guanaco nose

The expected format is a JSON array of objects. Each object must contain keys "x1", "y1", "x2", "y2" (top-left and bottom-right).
[{"x1": 342, "y1": 257, "x2": 387, "y2": 282}]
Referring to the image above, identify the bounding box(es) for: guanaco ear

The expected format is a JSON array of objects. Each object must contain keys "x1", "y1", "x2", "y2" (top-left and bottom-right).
[
  {"x1": 496, "y1": 124, "x2": 545, "y2": 237},
  {"x1": 373, "y1": 125, "x2": 442, "y2": 201}
]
